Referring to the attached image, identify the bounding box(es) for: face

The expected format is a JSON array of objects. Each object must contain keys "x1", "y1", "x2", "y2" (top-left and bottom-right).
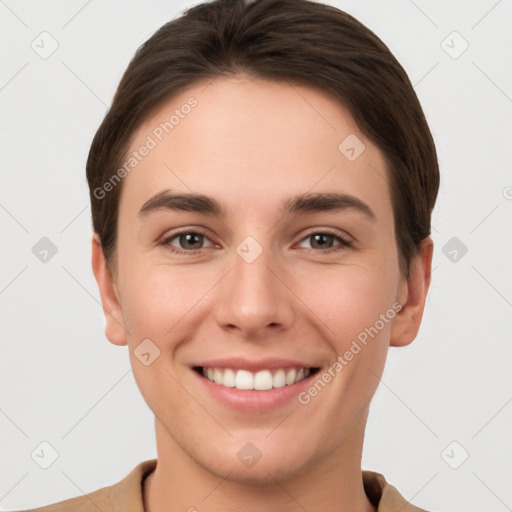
[{"x1": 93, "y1": 75, "x2": 430, "y2": 484}]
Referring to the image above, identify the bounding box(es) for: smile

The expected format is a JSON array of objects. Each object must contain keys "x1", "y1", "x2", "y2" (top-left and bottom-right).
[{"x1": 194, "y1": 366, "x2": 320, "y2": 390}]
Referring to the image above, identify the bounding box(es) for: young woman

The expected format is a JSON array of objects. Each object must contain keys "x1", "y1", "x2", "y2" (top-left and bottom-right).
[{"x1": 18, "y1": 0, "x2": 439, "y2": 510}]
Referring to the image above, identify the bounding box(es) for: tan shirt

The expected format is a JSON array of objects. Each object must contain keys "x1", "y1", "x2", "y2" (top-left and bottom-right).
[{"x1": 16, "y1": 459, "x2": 428, "y2": 512}]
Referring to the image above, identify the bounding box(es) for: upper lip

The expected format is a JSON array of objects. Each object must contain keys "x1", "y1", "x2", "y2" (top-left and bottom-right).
[{"x1": 192, "y1": 357, "x2": 319, "y2": 372}]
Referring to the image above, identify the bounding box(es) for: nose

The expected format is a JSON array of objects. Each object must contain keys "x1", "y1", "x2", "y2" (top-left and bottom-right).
[{"x1": 214, "y1": 242, "x2": 295, "y2": 340}]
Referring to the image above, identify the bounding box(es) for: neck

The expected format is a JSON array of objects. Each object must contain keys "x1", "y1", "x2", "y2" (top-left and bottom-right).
[{"x1": 144, "y1": 409, "x2": 376, "y2": 512}]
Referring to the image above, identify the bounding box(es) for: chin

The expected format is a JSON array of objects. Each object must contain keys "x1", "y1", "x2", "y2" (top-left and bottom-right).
[
  {"x1": 190, "y1": 435, "x2": 318, "y2": 486},
  {"x1": 205, "y1": 454, "x2": 310, "y2": 486}
]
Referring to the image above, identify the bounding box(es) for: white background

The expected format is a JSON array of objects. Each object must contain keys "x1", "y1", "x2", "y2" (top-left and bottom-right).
[{"x1": 1, "y1": 0, "x2": 511, "y2": 510}]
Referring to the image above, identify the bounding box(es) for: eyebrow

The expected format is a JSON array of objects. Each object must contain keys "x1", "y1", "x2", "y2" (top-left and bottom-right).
[{"x1": 138, "y1": 189, "x2": 376, "y2": 221}]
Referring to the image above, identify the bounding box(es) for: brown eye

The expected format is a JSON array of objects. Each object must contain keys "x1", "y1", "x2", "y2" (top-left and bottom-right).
[
  {"x1": 162, "y1": 231, "x2": 214, "y2": 254},
  {"x1": 309, "y1": 233, "x2": 335, "y2": 249},
  {"x1": 297, "y1": 230, "x2": 352, "y2": 253},
  {"x1": 177, "y1": 233, "x2": 204, "y2": 250}
]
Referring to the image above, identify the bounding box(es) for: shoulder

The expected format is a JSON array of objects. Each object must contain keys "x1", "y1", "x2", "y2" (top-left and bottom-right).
[
  {"x1": 11, "y1": 485, "x2": 113, "y2": 512},
  {"x1": 9, "y1": 459, "x2": 157, "y2": 512},
  {"x1": 363, "y1": 470, "x2": 430, "y2": 512}
]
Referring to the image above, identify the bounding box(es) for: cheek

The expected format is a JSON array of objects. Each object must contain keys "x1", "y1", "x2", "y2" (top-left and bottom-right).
[
  {"x1": 299, "y1": 261, "x2": 397, "y2": 343},
  {"x1": 118, "y1": 260, "x2": 200, "y2": 341},
  {"x1": 296, "y1": 269, "x2": 394, "y2": 418}
]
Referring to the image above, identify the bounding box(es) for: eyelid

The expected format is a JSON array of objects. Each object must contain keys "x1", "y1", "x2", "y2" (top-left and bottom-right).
[
  {"x1": 160, "y1": 226, "x2": 354, "y2": 256},
  {"x1": 158, "y1": 227, "x2": 215, "y2": 253},
  {"x1": 306, "y1": 226, "x2": 354, "y2": 241},
  {"x1": 160, "y1": 225, "x2": 212, "y2": 239},
  {"x1": 298, "y1": 226, "x2": 353, "y2": 244}
]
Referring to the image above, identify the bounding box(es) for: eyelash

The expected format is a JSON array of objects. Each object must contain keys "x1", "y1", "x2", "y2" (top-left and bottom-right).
[
  {"x1": 160, "y1": 228, "x2": 353, "y2": 255},
  {"x1": 298, "y1": 229, "x2": 354, "y2": 253}
]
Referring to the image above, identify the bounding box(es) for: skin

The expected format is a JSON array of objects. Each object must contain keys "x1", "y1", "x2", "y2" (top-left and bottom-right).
[{"x1": 92, "y1": 74, "x2": 433, "y2": 512}]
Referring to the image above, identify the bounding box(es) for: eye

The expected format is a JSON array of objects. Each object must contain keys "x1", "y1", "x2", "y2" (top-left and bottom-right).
[
  {"x1": 297, "y1": 230, "x2": 353, "y2": 253},
  {"x1": 161, "y1": 230, "x2": 214, "y2": 254}
]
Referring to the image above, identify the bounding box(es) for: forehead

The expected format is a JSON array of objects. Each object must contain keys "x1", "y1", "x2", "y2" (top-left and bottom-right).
[{"x1": 119, "y1": 76, "x2": 393, "y2": 226}]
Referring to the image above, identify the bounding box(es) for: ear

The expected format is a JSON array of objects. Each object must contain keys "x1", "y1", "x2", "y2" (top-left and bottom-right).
[
  {"x1": 390, "y1": 236, "x2": 433, "y2": 347},
  {"x1": 91, "y1": 232, "x2": 128, "y2": 346}
]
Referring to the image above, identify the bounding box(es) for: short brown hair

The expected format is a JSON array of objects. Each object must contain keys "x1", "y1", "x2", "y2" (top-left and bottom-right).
[{"x1": 86, "y1": 0, "x2": 439, "y2": 279}]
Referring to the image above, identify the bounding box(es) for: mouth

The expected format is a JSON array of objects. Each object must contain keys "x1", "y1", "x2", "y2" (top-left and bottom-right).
[{"x1": 192, "y1": 366, "x2": 321, "y2": 391}]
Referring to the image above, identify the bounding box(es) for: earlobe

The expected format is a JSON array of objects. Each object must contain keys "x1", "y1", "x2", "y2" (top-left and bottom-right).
[
  {"x1": 389, "y1": 237, "x2": 433, "y2": 347},
  {"x1": 91, "y1": 233, "x2": 128, "y2": 346}
]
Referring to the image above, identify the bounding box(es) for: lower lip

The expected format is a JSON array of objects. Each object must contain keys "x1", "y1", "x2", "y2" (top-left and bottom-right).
[{"x1": 192, "y1": 368, "x2": 317, "y2": 412}]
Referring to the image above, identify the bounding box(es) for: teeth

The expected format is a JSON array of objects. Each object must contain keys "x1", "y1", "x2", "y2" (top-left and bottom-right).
[
  {"x1": 235, "y1": 369, "x2": 253, "y2": 390},
  {"x1": 254, "y1": 370, "x2": 273, "y2": 390},
  {"x1": 285, "y1": 368, "x2": 296, "y2": 385},
  {"x1": 200, "y1": 366, "x2": 312, "y2": 390},
  {"x1": 213, "y1": 369, "x2": 224, "y2": 385},
  {"x1": 222, "y1": 368, "x2": 236, "y2": 387},
  {"x1": 273, "y1": 369, "x2": 285, "y2": 388}
]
